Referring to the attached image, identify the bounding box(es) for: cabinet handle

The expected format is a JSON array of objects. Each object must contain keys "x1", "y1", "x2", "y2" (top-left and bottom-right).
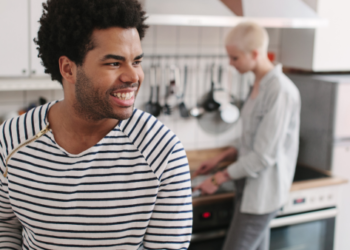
[
  {"x1": 32, "y1": 70, "x2": 36, "y2": 75},
  {"x1": 22, "y1": 69, "x2": 26, "y2": 74}
]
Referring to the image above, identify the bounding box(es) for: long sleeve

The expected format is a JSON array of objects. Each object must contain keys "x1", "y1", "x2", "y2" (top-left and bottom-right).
[
  {"x1": 142, "y1": 142, "x2": 192, "y2": 250},
  {"x1": 227, "y1": 87, "x2": 296, "y2": 180},
  {"x1": 0, "y1": 148, "x2": 22, "y2": 249}
]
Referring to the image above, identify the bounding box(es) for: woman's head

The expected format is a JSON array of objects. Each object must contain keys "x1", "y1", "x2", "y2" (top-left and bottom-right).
[{"x1": 225, "y1": 22, "x2": 269, "y2": 73}]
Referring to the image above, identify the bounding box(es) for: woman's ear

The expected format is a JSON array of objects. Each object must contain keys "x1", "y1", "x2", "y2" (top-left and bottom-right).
[
  {"x1": 251, "y1": 49, "x2": 259, "y2": 60},
  {"x1": 59, "y1": 56, "x2": 77, "y2": 85}
]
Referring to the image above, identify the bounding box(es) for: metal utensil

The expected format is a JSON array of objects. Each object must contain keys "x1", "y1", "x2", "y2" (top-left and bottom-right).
[
  {"x1": 190, "y1": 60, "x2": 205, "y2": 117},
  {"x1": 144, "y1": 67, "x2": 155, "y2": 114},
  {"x1": 163, "y1": 86, "x2": 171, "y2": 115},
  {"x1": 203, "y1": 65, "x2": 220, "y2": 112},
  {"x1": 163, "y1": 66, "x2": 172, "y2": 115},
  {"x1": 179, "y1": 65, "x2": 189, "y2": 118},
  {"x1": 213, "y1": 65, "x2": 230, "y2": 105},
  {"x1": 152, "y1": 66, "x2": 162, "y2": 117}
]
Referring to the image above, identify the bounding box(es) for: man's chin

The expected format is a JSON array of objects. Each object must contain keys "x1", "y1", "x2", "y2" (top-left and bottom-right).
[{"x1": 112, "y1": 106, "x2": 134, "y2": 121}]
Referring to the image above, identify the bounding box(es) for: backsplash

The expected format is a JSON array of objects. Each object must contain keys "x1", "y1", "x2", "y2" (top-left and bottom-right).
[{"x1": 0, "y1": 26, "x2": 281, "y2": 151}]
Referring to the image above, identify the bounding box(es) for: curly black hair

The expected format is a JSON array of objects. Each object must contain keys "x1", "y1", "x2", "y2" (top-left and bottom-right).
[{"x1": 35, "y1": 0, "x2": 148, "y2": 84}]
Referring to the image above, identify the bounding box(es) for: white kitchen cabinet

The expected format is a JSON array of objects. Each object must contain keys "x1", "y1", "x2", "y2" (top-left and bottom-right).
[
  {"x1": 30, "y1": 0, "x2": 47, "y2": 77},
  {"x1": 334, "y1": 83, "x2": 350, "y2": 139},
  {"x1": 281, "y1": 0, "x2": 350, "y2": 71},
  {"x1": 332, "y1": 143, "x2": 350, "y2": 250},
  {"x1": 0, "y1": 0, "x2": 29, "y2": 77}
]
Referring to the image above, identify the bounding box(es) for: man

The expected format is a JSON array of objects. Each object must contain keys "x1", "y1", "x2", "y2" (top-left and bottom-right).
[
  {"x1": 193, "y1": 22, "x2": 300, "y2": 250},
  {"x1": 0, "y1": 0, "x2": 192, "y2": 249}
]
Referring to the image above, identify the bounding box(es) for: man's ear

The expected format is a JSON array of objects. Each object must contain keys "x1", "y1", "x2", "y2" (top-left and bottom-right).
[{"x1": 59, "y1": 56, "x2": 77, "y2": 85}]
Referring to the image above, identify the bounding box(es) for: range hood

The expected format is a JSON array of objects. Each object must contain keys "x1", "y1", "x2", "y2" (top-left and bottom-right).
[{"x1": 142, "y1": 0, "x2": 328, "y2": 28}]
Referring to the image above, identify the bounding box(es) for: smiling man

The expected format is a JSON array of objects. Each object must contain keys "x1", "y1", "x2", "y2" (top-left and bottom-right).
[{"x1": 0, "y1": 0, "x2": 192, "y2": 249}]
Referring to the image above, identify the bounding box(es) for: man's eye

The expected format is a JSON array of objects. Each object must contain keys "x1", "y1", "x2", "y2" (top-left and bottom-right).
[
  {"x1": 108, "y1": 62, "x2": 120, "y2": 67},
  {"x1": 133, "y1": 60, "x2": 142, "y2": 66}
]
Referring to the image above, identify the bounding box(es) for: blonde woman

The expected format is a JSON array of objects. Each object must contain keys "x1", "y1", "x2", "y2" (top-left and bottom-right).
[{"x1": 193, "y1": 22, "x2": 301, "y2": 250}]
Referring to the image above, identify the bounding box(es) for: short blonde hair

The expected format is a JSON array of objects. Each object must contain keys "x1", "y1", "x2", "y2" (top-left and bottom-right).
[{"x1": 225, "y1": 22, "x2": 269, "y2": 54}]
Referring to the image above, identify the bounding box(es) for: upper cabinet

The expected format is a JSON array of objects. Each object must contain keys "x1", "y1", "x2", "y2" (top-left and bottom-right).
[
  {"x1": 30, "y1": 0, "x2": 46, "y2": 77},
  {"x1": 143, "y1": 0, "x2": 328, "y2": 28},
  {"x1": 281, "y1": 0, "x2": 350, "y2": 71},
  {"x1": 0, "y1": 0, "x2": 29, "y2": 77}
]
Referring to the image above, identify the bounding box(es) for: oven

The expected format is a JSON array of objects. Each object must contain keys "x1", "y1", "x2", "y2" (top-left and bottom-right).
[{"x1": 189, "y1": 165, "x2": 343, "y2": 250}]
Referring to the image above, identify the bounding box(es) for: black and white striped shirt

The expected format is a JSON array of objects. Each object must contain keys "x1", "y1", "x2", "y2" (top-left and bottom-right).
[{"x1": 0, "y1": 102, "x2": 192, "y2": 250}]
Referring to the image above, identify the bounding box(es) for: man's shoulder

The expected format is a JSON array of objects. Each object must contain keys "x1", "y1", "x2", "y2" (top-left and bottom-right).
[
  {"x1": 119, "y1": 109, "x2": 183, "y2": 177},
  {"x1": 0, "y1": 103, "x2": 51, "y2": 157},
  {"x1": 119, "y1": 108, "x2": 179, "y2": 147}
]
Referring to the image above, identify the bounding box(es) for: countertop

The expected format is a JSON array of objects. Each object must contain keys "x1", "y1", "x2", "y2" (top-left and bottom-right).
[{"x1": 187, "y1": 148, "x2": 348, "y2": 207}]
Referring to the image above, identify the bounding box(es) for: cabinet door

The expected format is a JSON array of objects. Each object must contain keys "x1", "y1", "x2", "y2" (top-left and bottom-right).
[
  {"x1": 334, "y1": 83, "x2": 350, "y2": 138},
  {"x1": 30, "y1": 0, "x2": 47, "y2": 77},
  {"x1": 332, "y1": 143, "x2": 350, "y2": 250},
  {"x1": 0, "y1": 0, "x2": 29, "y2": 77}
]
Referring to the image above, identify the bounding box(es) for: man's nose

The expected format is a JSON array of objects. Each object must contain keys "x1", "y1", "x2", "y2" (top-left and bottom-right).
[{"x1": 120, "y1": 65, "x2": 139, "y2": 83}]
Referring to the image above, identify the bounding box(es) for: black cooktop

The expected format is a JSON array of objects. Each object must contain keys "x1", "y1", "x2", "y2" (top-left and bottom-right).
[{"x1": 293, "y1": 165, "x2": 329, "y2": 182}]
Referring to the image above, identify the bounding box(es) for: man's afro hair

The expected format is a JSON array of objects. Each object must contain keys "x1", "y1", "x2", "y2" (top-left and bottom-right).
[{"x1": 35, "y1": 0, "x2": 148, "y2": 84}]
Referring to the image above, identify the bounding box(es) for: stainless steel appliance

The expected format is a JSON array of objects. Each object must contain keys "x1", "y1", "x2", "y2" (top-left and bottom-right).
[
  {"x1": 287, "y1": 74, "x2": 350, "y2": 250},
  {"x1": 190, "y1": 165, "x2": 344, "y2": 250}
]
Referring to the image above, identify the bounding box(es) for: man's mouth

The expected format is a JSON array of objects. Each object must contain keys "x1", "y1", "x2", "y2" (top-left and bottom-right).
[
  {"x1": 112, "y1": 91, "x2": 134, "y2": 100},
  {"x1": 110, "y1": 89, "x2": 137, "y2": 107}
]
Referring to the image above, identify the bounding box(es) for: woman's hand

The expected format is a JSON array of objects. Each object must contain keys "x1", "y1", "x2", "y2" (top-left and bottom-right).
[
  {"x1": 191, "y1": 147, "x2": 237, "y2": 179},
  {"x1": 193, "y1": 170, "x2": 231, "y2": 195},
  {"x1": 192, "y1": 157, "x2": 220, "y2": 179},
  {"x1": 193, "y1": 176, "x2": 219, "y2": 195}
]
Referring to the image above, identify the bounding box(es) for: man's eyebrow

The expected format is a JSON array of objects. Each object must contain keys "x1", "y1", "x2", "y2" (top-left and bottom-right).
[
  {"x1": 101, "y1": 54, "x2": 126, "y2": 62},
  {"x1": 134, "y1": 53, "x2": 144, "y2": 60},
  {"x1": 100, "y1": 53, "x2": 144, "y2": 62}
]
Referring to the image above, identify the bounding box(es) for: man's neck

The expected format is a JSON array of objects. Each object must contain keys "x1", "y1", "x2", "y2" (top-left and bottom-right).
[{"x1": 47, "y1": 100, "x2": 119, "y2": 154}]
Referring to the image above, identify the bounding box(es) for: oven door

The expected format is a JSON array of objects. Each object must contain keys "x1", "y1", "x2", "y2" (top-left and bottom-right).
[
  {"x1": 270, "y1": 207, "x2": 337, "y2": 250},
  {"x1": 189, "y1": 207, "x2": 337, "y2": 250}
]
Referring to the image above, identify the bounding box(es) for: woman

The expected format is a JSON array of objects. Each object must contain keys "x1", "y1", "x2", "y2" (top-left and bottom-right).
[{"x1": 193, "y1": 22, "x2": 301, "y2": 250}]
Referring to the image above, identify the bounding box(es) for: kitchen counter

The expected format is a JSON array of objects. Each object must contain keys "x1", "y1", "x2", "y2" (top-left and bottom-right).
[{"x1": 187, "y1": 148, "x2": 348, "y2": 207}]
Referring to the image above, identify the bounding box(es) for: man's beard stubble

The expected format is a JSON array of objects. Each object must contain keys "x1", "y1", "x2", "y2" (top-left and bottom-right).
[{"x1": 73, "y1": 69, "x2": 138, "y2": 122}]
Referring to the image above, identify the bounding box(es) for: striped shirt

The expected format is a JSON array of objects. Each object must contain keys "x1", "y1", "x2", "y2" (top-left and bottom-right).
[{"x1": 0, "y1": 102, "x2": 192, "y2": 250}]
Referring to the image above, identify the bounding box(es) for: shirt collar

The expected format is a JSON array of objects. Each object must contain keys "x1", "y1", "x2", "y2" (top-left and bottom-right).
[{"x1": 260, "y1": 64, "x2": 282, "y2": 89}]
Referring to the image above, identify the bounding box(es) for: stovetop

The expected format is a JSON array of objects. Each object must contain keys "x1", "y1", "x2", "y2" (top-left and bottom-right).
[
  {"x1": 191, "y1": 165, "x2": 330, "y2": 198},
  {"x1": 293, "y1": 165, "x2": 329, "y2": 182}
]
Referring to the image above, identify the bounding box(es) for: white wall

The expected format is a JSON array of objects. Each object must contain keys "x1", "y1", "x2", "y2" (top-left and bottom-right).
[{"x1": 0, "y1": 26, "x2": 282, "y2": 151}]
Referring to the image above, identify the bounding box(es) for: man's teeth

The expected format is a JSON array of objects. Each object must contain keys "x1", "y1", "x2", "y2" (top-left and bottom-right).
[{"x1": 113, "y1": 92, "x2": 134, "y2": 100}]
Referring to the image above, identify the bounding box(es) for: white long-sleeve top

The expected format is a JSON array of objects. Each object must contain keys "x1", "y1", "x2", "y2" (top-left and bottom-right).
[
  {"x1": 0, "y1": 102, "x2": 192, "y2": 250},
  {"x1": 227, "y1": 64, "x2": 301, "y2": 214}
]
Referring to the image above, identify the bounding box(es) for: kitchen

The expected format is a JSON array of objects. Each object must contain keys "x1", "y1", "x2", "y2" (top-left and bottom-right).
[{"x1": 0, "y1": 0, "x2": 350, "y2": 249}]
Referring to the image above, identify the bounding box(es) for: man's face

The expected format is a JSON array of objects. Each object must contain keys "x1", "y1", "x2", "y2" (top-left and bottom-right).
[
  {"x1": 225, "y1": 45, "x2": 256, "y2": 74},
  {"x1": 74, "y1": 27, "x2": 144, "y2": 121}
]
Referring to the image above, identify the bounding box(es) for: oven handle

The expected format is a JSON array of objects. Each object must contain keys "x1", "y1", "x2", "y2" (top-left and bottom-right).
[{"x1": 270, "y1": 208, "x2": 338, "y2": 228}]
